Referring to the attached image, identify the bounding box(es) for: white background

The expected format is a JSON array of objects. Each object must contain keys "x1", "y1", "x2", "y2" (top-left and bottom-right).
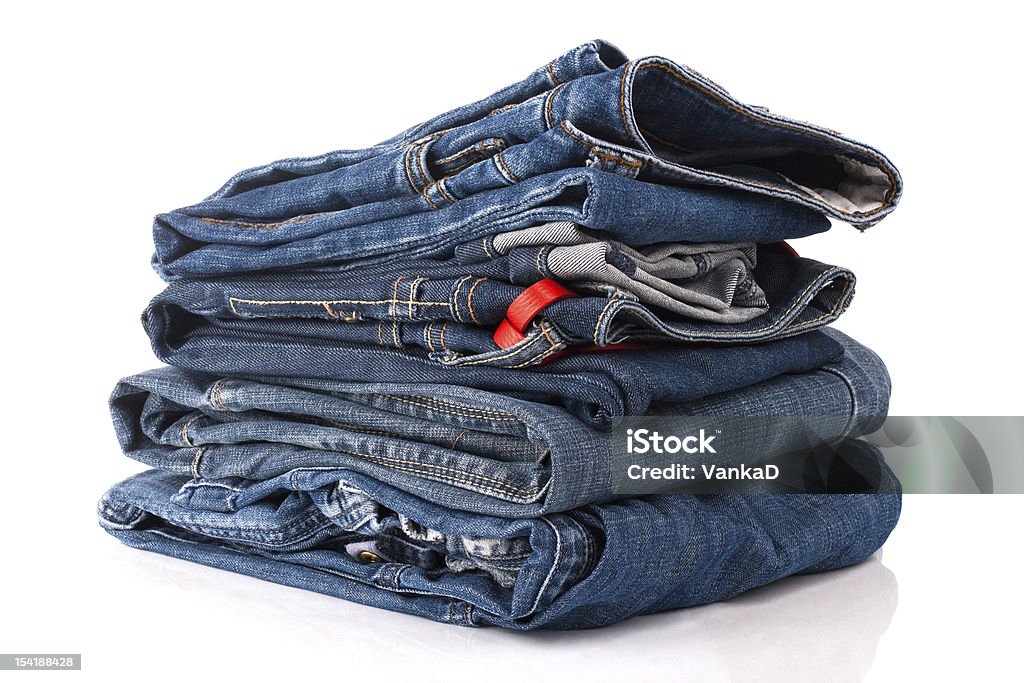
[{"x1": 2, "y1": 2, "x2": 1021, "y2": 680}]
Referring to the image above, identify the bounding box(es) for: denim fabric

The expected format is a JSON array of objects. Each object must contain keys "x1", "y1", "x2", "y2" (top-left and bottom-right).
[
  {"x1": 455, "y1": 221, "x2": 769, "y2": 322},
  {"x1": 152, "y1": 41, "x2": 901, "y2": 280},
  {"x1": 144, "y1": 242, "x2": 854, "y2": 380},
  {"x1": 97, "y1": 450, "x2": 900, "y2": 630},
  {"x1": 106, "y1": 327, "x2": 882, "y2": 518},
  {"x1": 144, "y1": 302, "x2": 844, "y2": 428},
  {"x1": 99, "y1": 39, "x2": 904, "y2": 631}
]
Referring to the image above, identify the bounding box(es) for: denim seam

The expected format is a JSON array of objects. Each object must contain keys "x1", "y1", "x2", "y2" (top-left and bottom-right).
[
  {"x1": 198, "y1": 211, "x2": 335, "y2": 230},
  {"x1": 494, "y1": 150, "x2": 520, "y2": 183},
  {"x1": 453, "y1": 329, "x2": 550, "y2": 367},
  {"x1": 290, "y1": 456, "x2": 542, "y2": 500},
  {"x1": 590, "y1": 267, "x2": 847, "y2": 343},
  {"x1": 528, "y1": 517, "x2": 563, "y2": 617},
  {"x1": 451, "y1": 275, "x2": 472, "y2": 323},
  {"x1": 156, "y1": 508, "x2": 331, "y2": 544},
  {"x1": 424, "y1": 322, "x2": 435, "y2": 351},
  {"x1": 181, "y1": 480, "x2": 244, "y2": 493},
  {"x1": 413, "y1": 136, "x2": 435, "y2": 190},
  {"x1": 439, "y1": 178, "x2": 459, "y2": 202},
  {"x1": 376, "y1": 394, "x2": 520, "y2": 421},
  {"x1": 429, "y1": 180, "x2": 455, "y2": 206},
  {"x1": 546, "y1": 61, "x2": 561, "y2": 86},
  {"x1": 482, "y1": 236, "x2": 494, "y2": 259},
  {"x1": 97, "y1": 501, "x2": 147, "y2": 529},
  {"x1": 210, "y1": 379, "x2": 229, "y2": 410},
  {"x1": 543, "y1": 83, "x2": 567, "y2": 130},
  {"x1": 421, "y1": 183, "x2": 440, "y2": 210},
  {"x1": 634, "y1": 61, "x2": 897, "y2": 216},
  {"x1": 465, "y1": 277, "x2": 486, "y2": 325},
  {"x1": 510, "y1": 344, "x2": 560, "y2": 368},
  {"x1": 390, "y1": 276, "x2": 405, "y2": 318},
  {"x1": 589, "y1": 148, "x2": 643, "y2": 169},
  {"x1": 820, "y1": 365, "x2": 859, "y2": 434},
  {"x1": 227, "y1": 297, "x2": 451, "y2": 320},
  {"x1": 435, "y1": 138, "x2": 507, "y2": 172},
  {"x1": 180, "y1": 414, "x2": 202, "y2": 447},
  {"x1": 146, "y1": 529, "x2": 204, "y2": 546},
  {"x1": 191, "y1": 447, "x2": 207, "y2": 478},
  {"x1": 406, "y1": 276, "x2": 421, "y2": 320}
]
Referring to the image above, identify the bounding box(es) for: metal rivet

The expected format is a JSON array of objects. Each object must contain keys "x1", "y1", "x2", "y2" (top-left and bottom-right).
[{"x1": 358, "y1": 550, "x2": 383, "y2": 563}]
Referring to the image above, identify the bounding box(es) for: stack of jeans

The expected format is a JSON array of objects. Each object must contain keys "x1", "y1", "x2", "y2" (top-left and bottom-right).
[{"x1": 98, "y1": 40, "x2": 904, "y2": 630}]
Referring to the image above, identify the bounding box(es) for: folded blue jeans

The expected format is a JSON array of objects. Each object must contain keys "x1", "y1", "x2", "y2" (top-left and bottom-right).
[
  {"x1": 97, "y1": 330, "x2": 899, "y2": 629},
  {"x1": 106, "y1": 328, "x2": 887, "y2": 518},
  {"x1": 144, "y1": 307, "x2": 844, "y2": 429},
  {"x1": 152, "y1": 40, "x2": 901, "y2": 280},
  {"x1": 146, "y1": 237, "x2": 854, "y2": 371}
]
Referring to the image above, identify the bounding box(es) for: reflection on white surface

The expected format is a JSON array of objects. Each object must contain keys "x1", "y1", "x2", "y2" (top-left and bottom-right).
[{"x1": 110, "y1": 545, "x2": 896, "y2": 682}]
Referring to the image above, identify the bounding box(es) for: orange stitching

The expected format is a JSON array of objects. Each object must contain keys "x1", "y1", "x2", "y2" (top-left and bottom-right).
[
  {"x1": 425, "y1": 322, "x2": 435, "y2": 351},
  {"x1": 414, "y1": 136, "x2": 432, "y2": 188},
  {"x1": 619, "y1": 60, "x2": 634, "y2": 146},
  {"x1": 391, "y1": 320, "x2": 399, "y2": 348},
  {"x1": 538, "y1": 321, "x2": 557, "y2": 347},
  {"x1": 443, "y1": 156, "x2": 481, "y2": 176},
  {"x1": 435, "y1": 141, "x2": 487, "y2": 167},
  {"x1": 439, "y1": 321, "x2": 448, "y2": 349},
  {"x1": 323, "y1": 303, "x2": 338, "y2": 318},
  {"x1": 376, "y1": 321, "x2": 385, "y2": 347},
  {"x1": 589, "y1": 148, "x2": 642, "y2": 168},
  {"x1": 635, "y1": 62, "x2": 896, "y2": 215},
  {"x1": 544, "y1": 83, "x2": 566, "y2": 130},
  {"x1": 495, "y1": 150, "x2": 520, "y2": 182},
  {"x1": 421, "y1": 183, "x2": 439, "y2": 210},
  {"x1": 436, "y1": 179, "x2": 455, "y2": 204},
  {"x1": 546, "y1": 61, "x2": 561, "y2": 85},
  {"x1": 558, "y1": 121, "x2": 591, "y2": 148},
  {"x1": 435, "y1": 139, "x2": 506, "y2": 168},
  {"x1": 466, "y1": 277, "x2": 486, "y2": 325}
]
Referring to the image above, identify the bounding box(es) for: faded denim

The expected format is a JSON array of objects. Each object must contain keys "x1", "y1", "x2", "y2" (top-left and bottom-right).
[
  {"x1": 152, "y1": 40, "x2": 901, "y2": 280},
  {"x1": 97, "y1": 330, "x2": 899, "y2": 629},
  {"x1": 104, "y1": 328, "x2": 885, "y2": 518}
]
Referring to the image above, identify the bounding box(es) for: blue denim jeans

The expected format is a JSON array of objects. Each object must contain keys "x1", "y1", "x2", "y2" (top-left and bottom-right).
[
  {"x1": 144, "y1": 306, "x2": 844, "y2": 429},
  {"x1": 146, "y1": 238, "x2": 854, "y2": 372},
  {"x1": 152, "y1": 40, "x2": 901, "y2": 280},
  {"x1": 105, "y1": 328, "x2": 887, "y2": 518},
  {"x1": 97, "y1": 331, "x2": 900, "y2": 629}
]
